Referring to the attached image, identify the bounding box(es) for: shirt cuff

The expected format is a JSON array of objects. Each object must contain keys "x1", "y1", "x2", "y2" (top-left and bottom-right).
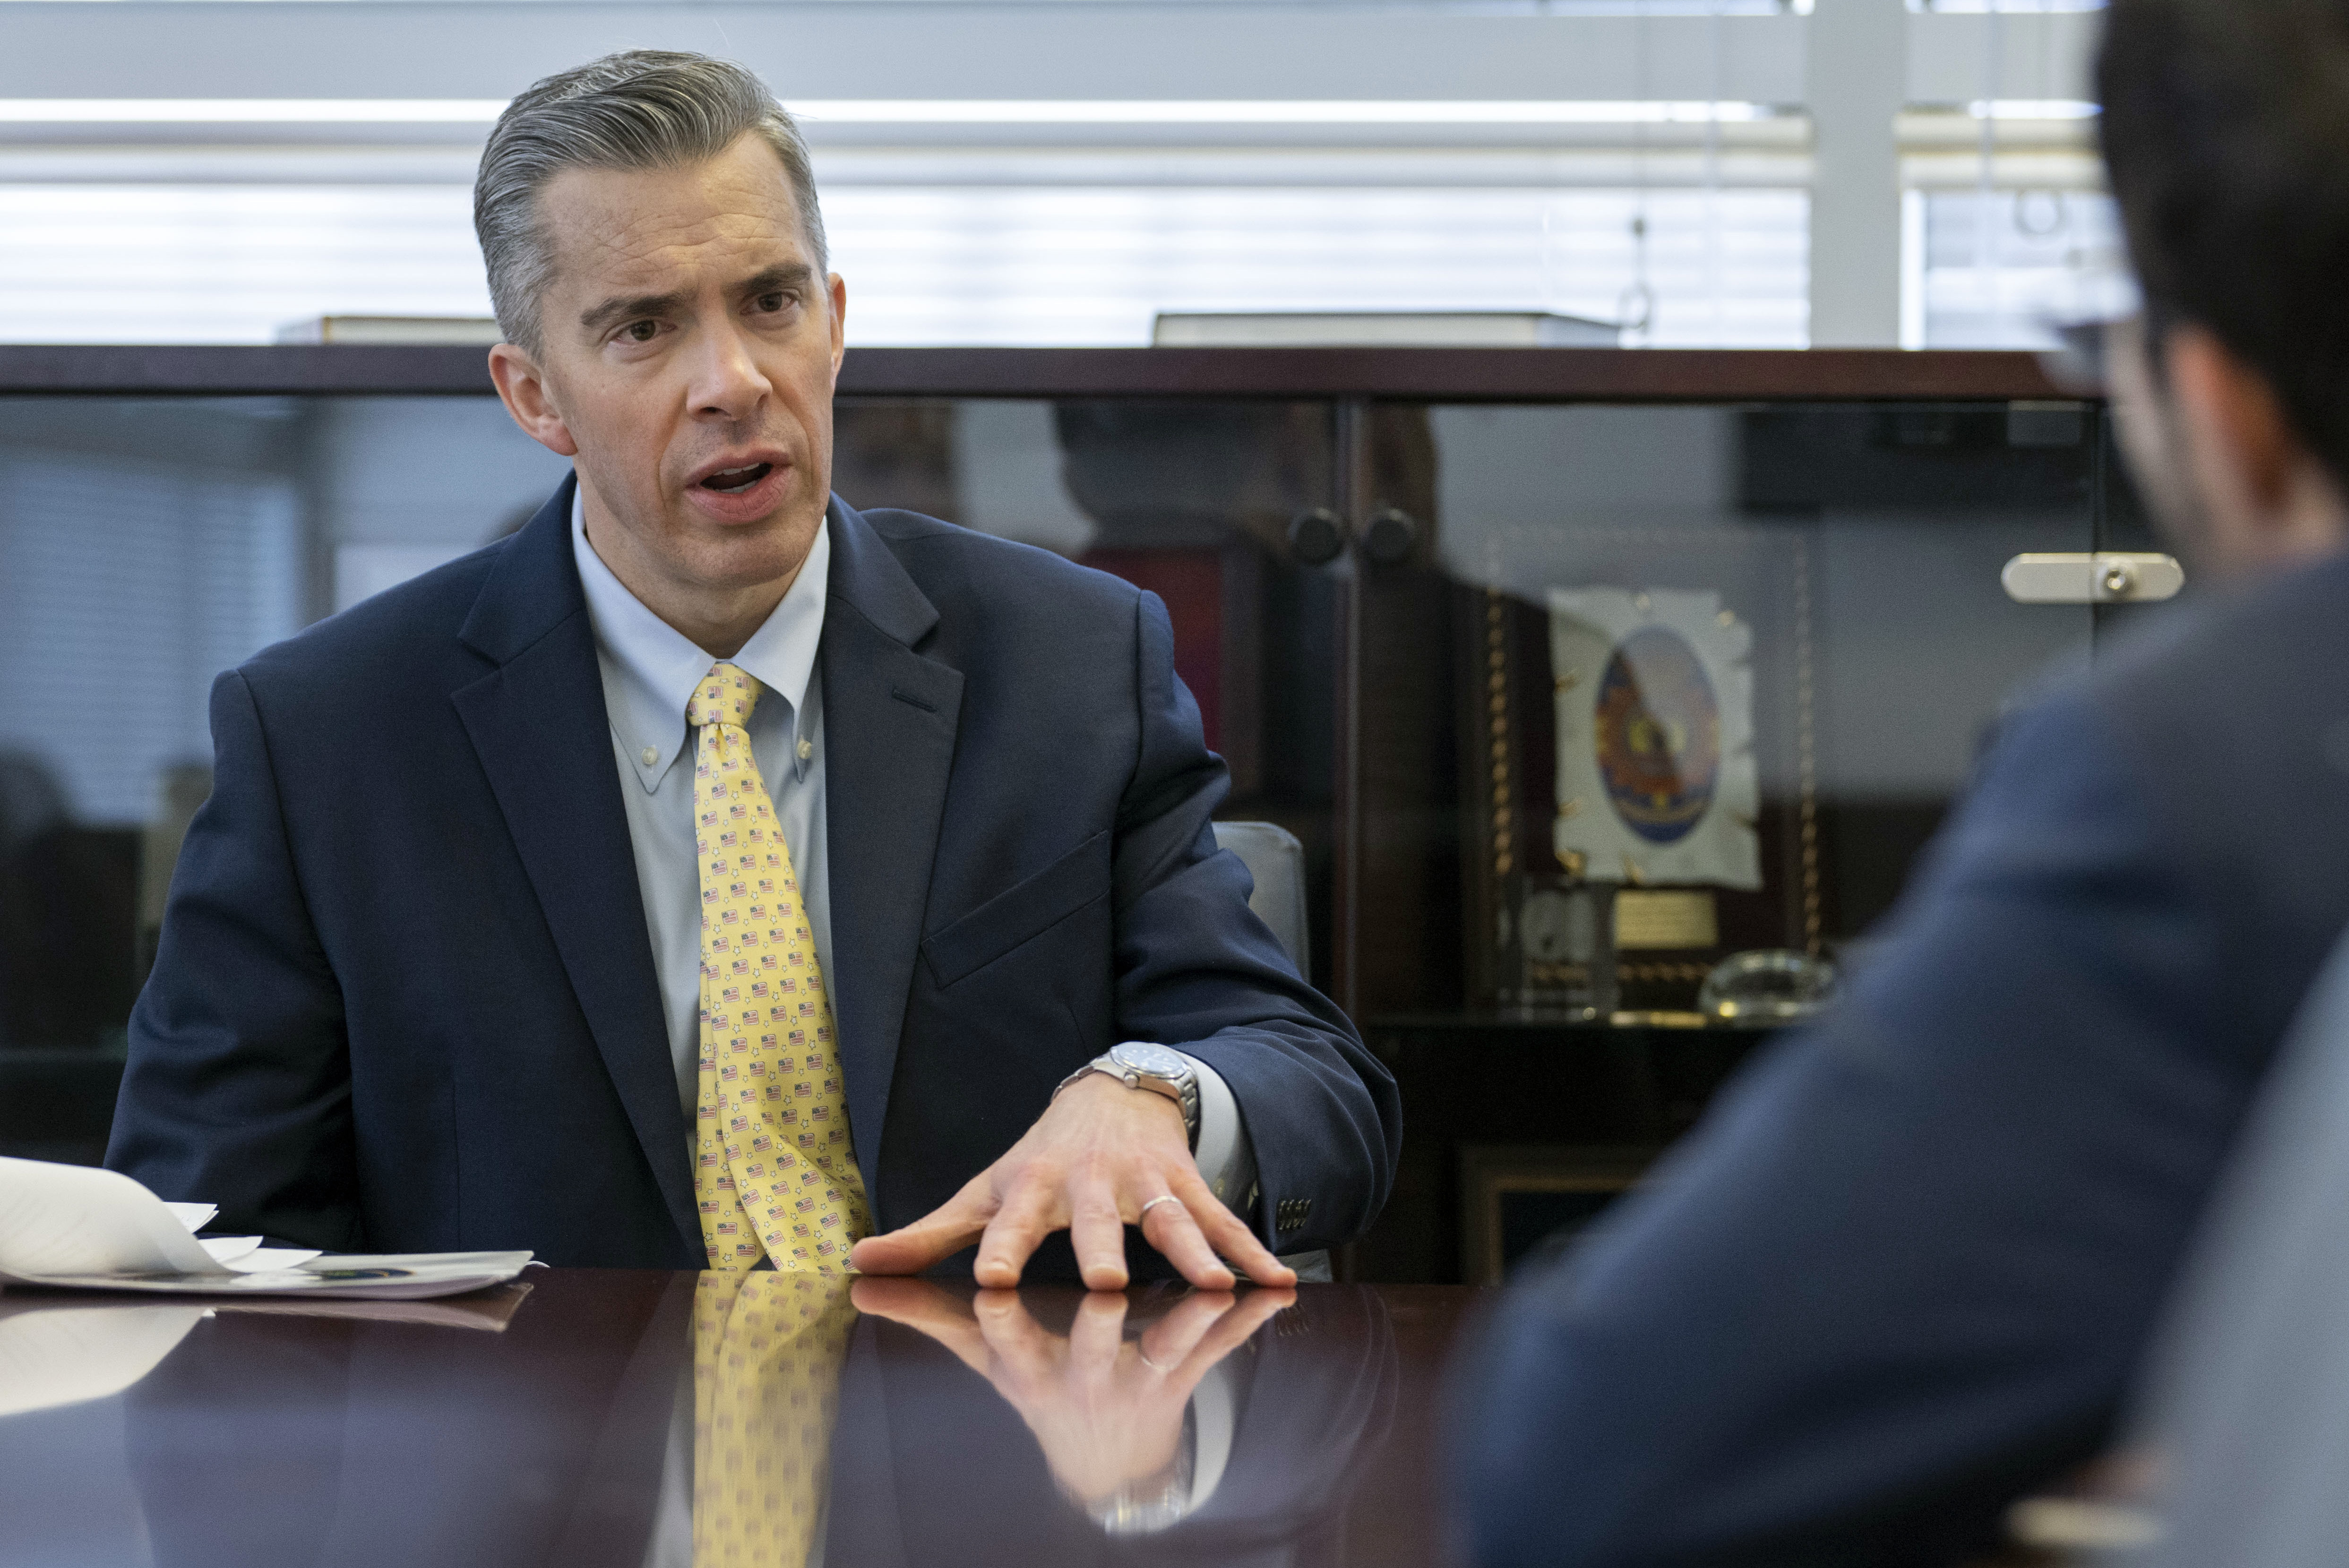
[{"x1": 1170, "y1": 1049, "x2": 1256, "y2": 1219}]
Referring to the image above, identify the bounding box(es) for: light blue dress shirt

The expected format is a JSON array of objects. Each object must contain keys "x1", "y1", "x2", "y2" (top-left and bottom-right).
[{"x1": 567, "y1": 488, "x2": 1253, "y2": 1205}]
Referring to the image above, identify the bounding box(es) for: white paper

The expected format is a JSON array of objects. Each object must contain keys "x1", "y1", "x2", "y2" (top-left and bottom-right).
[
  {"x1": 162, "y1": 1202, "x2": 217, "y2": 1233},
  {"x1": 223, "y1": 1247, "x2": 324, "y2": 1273},
  {"x1": 198, "y1": 1235, "x2": 261, "y2": 1266},
  {"x1": 0, "y1": 1157, "x2": 226, "y2": 1281},
  {"x1": 24, "y1": 1256, "x2": 535, "y2": 1300},
  {"x1": 190, "y1": 1236, "x2": 324, "y2": 1271},
  {"x1": 0, "y1": 1159, "x2": 525, "y2": 1300}
]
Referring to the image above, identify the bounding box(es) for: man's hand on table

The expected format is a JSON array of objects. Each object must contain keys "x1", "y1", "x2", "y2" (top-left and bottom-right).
[
  {"x1": 847, "y1": 1070, "x2": 1298, "y2": 1290},
  {"x1": 852, "y1": 1277, "x2": 1294, "y2": 1506}
]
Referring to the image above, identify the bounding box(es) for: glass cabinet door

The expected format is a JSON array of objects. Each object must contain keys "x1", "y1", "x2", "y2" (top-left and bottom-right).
[
  {"x1": 1347, "y1": 399, "x2": 2101, "y2": 1025},
  {"x1": 0, "y1": 368, "x2": 2114, "y2": 1280},
  {"x1": 834, "y1": 396, "x2": 1343, "y2": 986},
  {"x1": 1346, "y1": 397, "x2": 2102, "y2": 1283},
  {"x1": 0, "y1": 387, "x2": 1342, "y2": 1165},
  {"x1": 0, "y1": 390, "x2": 1342, "y2": 1037},
  {"x1": 0, "y1": 393, "x2": 571, "y2": 1160}
]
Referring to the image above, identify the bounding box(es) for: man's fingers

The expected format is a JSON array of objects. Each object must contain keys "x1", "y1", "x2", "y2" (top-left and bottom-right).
[
  {"x1": 970, "y1": 1288, "x2": 1064, "y2": 1386},
  {"x1": 1175, "y1": 1285, "x2": 1294, "y2": 1377},
  {"x1": 1068, "y1": 1289, "x2": 1131, "y2": 1364},
  {"x1": 1138, "y1": 1195, "x2": 1237, "y2": 1290},
  {"x1": 1069, "y1": 1180, "x2": 1130, "y2": 1292},
  {"x1": 851, "y1": 1278, "x2": 994, "y2": 1375},
  {"x1": 1136, "y1": 1288, "x2": 1239, "y2": 1371},
  {"x1": 848, "y1": 1181, "x2": 994, "y2": 1277},
  {"x1": 1136, "y1": 1288, "x2": 1290, "y2": 1400},
  {"x1": 973, "y1": 1173, "x2": 1062, "y2": 1288},
  {"x1": 1172, "y1": 1169, "x2": 1296, "y2": 1287},
  {"x1": 849, "y1": 1275, "x2": 974, "y2": 1326}
]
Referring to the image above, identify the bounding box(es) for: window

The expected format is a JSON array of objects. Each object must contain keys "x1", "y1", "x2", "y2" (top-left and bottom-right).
[
  {"x1": 828, "y1": 186, "x2": 1807, "y2": 348},
  {"x1": 1904, "y1": 189, "x2": 2132, "y2": 348},
  {"x1": 0, "y1": 444, "x2": 301, "y2": 825},
  {"x1": 0, "y1": 180, "x2": 1808, "y2": 348}
]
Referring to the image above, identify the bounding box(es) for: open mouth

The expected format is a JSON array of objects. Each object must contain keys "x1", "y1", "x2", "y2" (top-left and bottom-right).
[{"x1": 700, "y1": 462, "x2": 774, "y2": 495}]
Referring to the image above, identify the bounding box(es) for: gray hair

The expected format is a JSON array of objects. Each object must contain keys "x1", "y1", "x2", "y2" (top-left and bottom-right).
[{"x1": 473, "y1": 50, "x2": 828, "y2": 355}]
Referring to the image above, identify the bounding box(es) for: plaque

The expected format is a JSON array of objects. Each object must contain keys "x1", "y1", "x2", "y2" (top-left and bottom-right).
[{"x1": 1614, "y1": 889, "x2": 1719, "y2": 951}]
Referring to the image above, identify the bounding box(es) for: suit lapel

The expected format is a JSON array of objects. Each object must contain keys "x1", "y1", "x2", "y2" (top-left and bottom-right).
[
  {"x1": 451, "y1": 479, "x2": 698, "y2": 1255},
  {"x1": 821, "y1": 502, "x2": 963, "y2": 1207}
]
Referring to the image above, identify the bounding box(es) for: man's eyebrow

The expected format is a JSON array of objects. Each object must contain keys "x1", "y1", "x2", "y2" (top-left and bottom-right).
[
  {"x1": 579, "y1": 288, "x2": 688, "y2": 337},
  {"x1": 738, "y1": 262, "x2": 815, "y2": 298},
  {"x1": 576, "y1": 263, "x2": 817, "y2": 337}
]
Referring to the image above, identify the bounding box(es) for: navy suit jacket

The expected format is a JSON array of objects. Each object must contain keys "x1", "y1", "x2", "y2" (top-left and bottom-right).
[
  {"x1": 1450, "y1": 549, "x2": 2349, "y2": 1566},
  {"x1": 106, "y1": 481, "x2": 1398, "y2": 1272}
]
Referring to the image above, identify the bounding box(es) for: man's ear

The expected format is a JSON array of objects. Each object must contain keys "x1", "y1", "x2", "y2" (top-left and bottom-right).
[
  {"x1": 826, "y1": 272, "x2": 848, "y2": 387},
  {"x1": 488, "y1": 342, "x2": 581, "y2": 458},
  {"x1": 2165, "y1": 325, "x2": 2300, "y2": 516}
]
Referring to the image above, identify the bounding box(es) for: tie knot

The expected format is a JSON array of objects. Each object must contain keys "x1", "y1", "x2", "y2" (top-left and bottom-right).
[{"x1": 689, "y1": 664, "x2": 762, "y2": 730}]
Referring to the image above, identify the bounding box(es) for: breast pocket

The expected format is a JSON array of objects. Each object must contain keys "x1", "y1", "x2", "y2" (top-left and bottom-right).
[{"x1": 921, "y1": 831, "x2": 1111, "y2": 988}]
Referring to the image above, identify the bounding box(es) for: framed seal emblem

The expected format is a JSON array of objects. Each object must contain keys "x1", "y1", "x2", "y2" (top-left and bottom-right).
[{"x1": 1549, "y1": 586, "x2": 1761, "y2": 891}]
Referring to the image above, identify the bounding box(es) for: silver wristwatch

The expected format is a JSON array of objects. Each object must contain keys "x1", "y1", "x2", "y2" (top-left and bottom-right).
[{"x1": 1057, "y1": 1041, "x2": 1200, "y2": 1148}]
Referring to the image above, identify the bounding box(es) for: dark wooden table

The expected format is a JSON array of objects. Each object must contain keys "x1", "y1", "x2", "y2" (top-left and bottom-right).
[{"x1": 0, "y1": 1270, "x2": 1483, "y2": 1567}]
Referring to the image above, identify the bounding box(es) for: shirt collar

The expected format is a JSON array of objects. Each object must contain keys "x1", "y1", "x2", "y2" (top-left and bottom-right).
[{"x1": 570, "y1": 480, "x2": 830, "y2": 793}]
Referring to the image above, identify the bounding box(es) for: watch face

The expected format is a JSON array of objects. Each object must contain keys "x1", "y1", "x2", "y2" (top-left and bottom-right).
[{"x1": 1110, "y1": 1042, "x2": 1190, "y2": 1080}]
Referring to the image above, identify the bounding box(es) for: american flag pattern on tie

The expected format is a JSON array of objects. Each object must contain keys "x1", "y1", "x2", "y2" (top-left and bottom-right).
[
  {"x1": 693, "y1": 1268, "x2": 857, "y2": 1565},
  {"x1": 688, "y1": 662, "x2": 870, "y2": 1272}
]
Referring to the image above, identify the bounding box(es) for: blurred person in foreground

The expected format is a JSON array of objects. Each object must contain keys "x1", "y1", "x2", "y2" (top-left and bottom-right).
[
  {"x1": 1448, "y1": 1, "x2": 2349, "y2": 1561},
  {"x1": 2101, "y1": 935, "x2": 2349, "y2": 1568}
]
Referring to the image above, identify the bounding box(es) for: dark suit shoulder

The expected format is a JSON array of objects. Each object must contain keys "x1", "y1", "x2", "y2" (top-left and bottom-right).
[
  {"x1": 1909, "y1": 552, "x2": 2349, "y2": 1107},
  {"x1": 2091, "y1": 552, "x2": 2349, "y2": 745},
  {"x1": 236, "y1": 540, "x2": 511, "y2": 707},
  {"x1": 2082, "y1": 555, "x2": 2349, "y2": 963}
]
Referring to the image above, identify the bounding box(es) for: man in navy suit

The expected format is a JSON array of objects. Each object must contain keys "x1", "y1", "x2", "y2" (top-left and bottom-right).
[
  {"x1": 105, "y1": 51, "x2": 1397, "y2": 1286},
  {"x1": 1450, "y1": 1, "x2": 2349, "y2": 1561}
]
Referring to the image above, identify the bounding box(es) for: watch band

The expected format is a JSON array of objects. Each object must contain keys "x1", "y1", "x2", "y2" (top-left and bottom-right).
[{"x1": 1055, "y1": 1050, "x2": 1201, "y2": 1148}]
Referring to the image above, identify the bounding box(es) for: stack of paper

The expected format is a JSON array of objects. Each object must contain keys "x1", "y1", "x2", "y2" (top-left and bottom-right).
[{"x1": 0, "y1": 1158, "x2": 532, "y2": 1301}]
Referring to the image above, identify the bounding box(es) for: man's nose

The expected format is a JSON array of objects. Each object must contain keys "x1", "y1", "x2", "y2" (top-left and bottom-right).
[{"x1": 688, "y1": 318, "x2": 773, "y2": 422}]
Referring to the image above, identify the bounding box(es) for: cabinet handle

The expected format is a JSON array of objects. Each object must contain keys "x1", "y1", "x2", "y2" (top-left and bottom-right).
[
  {"x1": 1286, "y1": 507, "x2": 1346, "y2": 566},
  {"x1": 2001, "y1": 552, "x2": 2185, "y2": 604},
  {"x1": 1358, "y1": 506, "x2": 1420, "y2": 567}
]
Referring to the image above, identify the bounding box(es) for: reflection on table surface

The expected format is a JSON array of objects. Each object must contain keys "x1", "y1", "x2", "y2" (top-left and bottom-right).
[{"x1": 0, "y1": 1271, "x2": 1475, "y2": 1568}]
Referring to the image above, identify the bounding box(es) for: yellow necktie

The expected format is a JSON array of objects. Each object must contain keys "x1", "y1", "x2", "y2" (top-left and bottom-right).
[
  {"x1": 690, "y1": 663, "x2": 871, "y2": 1272},
  {"x1": 693, "y1": 1269, "x2": 858, "y2": 1567}
]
